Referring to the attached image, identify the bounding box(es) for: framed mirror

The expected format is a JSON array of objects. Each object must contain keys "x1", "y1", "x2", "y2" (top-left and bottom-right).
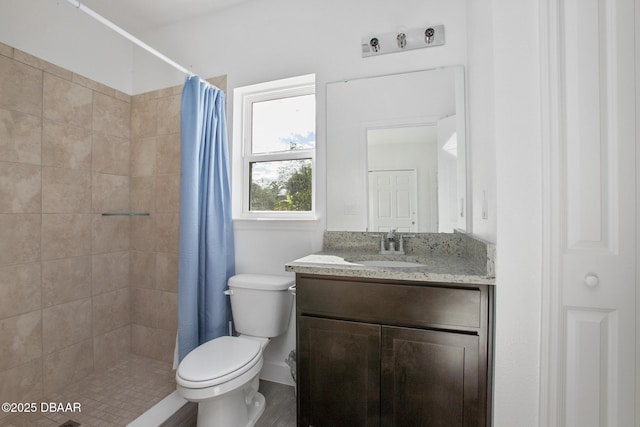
[{"x1": 326, "y1": 66, "x2": 468, "y2": 233}]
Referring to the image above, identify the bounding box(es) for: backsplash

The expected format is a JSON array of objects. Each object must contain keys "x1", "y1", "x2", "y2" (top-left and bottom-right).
[{"x1": 323, "y1": 231, "x2": 496, "y2": 277}]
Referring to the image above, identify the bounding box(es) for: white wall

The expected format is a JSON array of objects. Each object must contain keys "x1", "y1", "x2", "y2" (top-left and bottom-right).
[
  {"x1": 466, "y1": 1, "x2": 497, "y2": 242},
  {"x1": 132, "y1": 0, "x2": 469, "y2": 94},
  {"x1": 490, "y1": 0, "x2": 543, "y2": 425},
  {"x1": 0, "y1": 0, "x2": 134, "y2": 94}
]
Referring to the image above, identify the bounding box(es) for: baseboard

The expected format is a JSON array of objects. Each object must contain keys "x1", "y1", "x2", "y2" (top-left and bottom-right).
[{"x1": 260, "y1": 360, "x2": 295, "y2": 387}]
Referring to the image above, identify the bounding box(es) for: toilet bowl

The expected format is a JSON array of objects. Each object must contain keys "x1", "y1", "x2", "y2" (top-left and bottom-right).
[
  {"x1": 175, "y1": 274, "x2": 294, "y2": 427},
  {"x1": 176, "y1": 335, "x2": 268, "y2": 426}
]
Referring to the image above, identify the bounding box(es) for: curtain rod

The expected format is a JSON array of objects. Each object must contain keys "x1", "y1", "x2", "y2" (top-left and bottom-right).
[{"x1": 66, "y1": 0, "x2": 193, "y2": 76}]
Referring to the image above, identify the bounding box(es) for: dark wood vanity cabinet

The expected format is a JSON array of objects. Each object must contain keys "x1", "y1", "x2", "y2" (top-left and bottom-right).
[{"x1": 296, "y1": 274, "x2": 494, "y2": 427}]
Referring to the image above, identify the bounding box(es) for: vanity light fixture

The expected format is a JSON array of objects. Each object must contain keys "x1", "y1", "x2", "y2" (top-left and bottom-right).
[
  {"x1": 370, "y1": 37, "x2": 380, "y2": 53},
  {"x1": 397, "y1": 32, "x2": 407, "y2": 49},
  {"x1": 362, "y1": 24, "x2": 445, "y2": 57},
  {"x1": 425, "y1": 27, "x2": 436, "y2": 44}
]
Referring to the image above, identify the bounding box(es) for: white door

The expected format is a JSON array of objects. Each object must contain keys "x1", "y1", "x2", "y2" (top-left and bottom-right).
[
  {"x1": 541, "y1": 0, "x2": 637, "y2": 424},
  {"x1": 368, "y1": 170, "x2": 418, "y2": 232}
]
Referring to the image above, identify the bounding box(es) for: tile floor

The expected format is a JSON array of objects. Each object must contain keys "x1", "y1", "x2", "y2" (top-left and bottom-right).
[
  {"x1": 0, "y1": 354, "x2": 176, "y2": 427},
  {"x1": 0, "y1": 354, "x2": 297, "y2": 427}
]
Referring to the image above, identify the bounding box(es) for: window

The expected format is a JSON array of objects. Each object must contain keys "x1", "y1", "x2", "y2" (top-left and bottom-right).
[{"x1": 233, "y1": 74, "x2": 316, "y2": 219}]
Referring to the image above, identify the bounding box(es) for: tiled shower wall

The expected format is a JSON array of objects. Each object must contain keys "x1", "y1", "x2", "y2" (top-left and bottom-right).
[
  {"x1": 0, "y1": 42, "x2": 131, "y2": 406},
  {"x1": 0, "y1": 42, "x2": 226, "y2": 407}
]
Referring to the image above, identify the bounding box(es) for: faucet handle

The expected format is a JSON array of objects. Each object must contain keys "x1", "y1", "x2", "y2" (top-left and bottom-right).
[
  {"x1": 367, "y1": 233, "x2": 386, "y2": 252},
  {"x1": 397, "y1": 233, "x2": 415, "y2": 253}
]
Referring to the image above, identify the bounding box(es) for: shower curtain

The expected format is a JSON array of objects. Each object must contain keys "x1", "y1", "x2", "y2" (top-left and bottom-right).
[{"x1": 176, "y1": 75, "x2": 235, "y2": 363}]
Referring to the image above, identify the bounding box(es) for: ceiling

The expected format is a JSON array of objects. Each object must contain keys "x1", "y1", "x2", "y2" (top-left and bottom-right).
[{"x1": 79, "y1": 0, "x2": 253, "y2": 33}]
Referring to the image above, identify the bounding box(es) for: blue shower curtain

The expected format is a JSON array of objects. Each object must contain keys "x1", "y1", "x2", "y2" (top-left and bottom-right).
[{"x1": 177, "y1": 76, "x2": 235, "y2": 363}]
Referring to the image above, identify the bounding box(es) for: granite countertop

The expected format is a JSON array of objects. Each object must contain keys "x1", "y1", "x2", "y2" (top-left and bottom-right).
[{"x1": 285, "y1": 251, "x2": 496, "y2": 285}]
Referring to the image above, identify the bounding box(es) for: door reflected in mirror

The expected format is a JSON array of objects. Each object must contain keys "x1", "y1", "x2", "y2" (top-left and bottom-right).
[
  {"x1": 367, "y1": 122, "x2": 459, "y2": 233},
  {"x1": 326, "y1": 66, "x2": 468, "y2": 233}
]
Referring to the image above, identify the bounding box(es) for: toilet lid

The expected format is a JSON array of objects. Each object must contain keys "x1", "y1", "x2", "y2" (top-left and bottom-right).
[{"x1": 177, "y1": 336, "x2": 261, "y2": 383}]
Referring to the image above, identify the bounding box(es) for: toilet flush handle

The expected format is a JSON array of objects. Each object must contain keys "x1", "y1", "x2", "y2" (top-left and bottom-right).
[
  {"x1": 223, "y1": 289, "x2": 233, "y2": 296},
  {"x1": 288, "y1": 284, "x2": 296, "y2": 296}
]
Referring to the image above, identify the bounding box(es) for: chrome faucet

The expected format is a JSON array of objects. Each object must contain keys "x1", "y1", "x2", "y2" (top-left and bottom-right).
[
  {"x1": 386, "y1": 229, "x2": 396, "y2": 251},
  {"x1": 380, "y1": 229, "x2": 404, "y2": 255}
]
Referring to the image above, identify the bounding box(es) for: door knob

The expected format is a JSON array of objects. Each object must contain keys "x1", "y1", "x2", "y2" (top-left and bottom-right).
[{"x1": 584, "y1": 273, "x2": 599, "y2": 288}]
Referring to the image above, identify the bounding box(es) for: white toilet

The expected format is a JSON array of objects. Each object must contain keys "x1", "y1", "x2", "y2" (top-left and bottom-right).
[{"x1": 176, "y1": 274, "x2": 295, "y2": 427}]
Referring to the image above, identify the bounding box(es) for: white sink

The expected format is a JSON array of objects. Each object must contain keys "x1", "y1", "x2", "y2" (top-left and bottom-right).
[{"x1": 356, "y1": 260, "x2": 425, "y2": 268}]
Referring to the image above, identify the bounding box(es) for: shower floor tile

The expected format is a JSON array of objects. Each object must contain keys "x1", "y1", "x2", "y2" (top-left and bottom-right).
[{"x1": 0, "y1": 354, "x2": 175, "y2": 427}]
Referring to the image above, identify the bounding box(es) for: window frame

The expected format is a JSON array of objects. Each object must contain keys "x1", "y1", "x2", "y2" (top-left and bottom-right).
[{"x1": 234, "y1": 74, "x2": 316, "y2": 220}]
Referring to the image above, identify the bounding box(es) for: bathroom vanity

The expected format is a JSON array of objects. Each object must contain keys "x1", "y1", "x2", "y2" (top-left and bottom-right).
[{"x1": 286, "y1": 232, "x2": 495, "y2": 427}]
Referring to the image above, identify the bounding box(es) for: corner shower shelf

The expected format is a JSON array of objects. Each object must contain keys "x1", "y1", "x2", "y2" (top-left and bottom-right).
[{"x1": 101, "y1": 213, "x2": 150, "y2": 217}]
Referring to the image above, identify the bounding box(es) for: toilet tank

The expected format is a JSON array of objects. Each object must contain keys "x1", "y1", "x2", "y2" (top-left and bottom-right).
[{"x1": 227, "y1": 274, "x2": 295, "y2": 337}]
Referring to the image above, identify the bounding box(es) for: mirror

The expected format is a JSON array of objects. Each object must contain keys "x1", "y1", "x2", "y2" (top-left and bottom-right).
[{"x1": 326, "y1": 66, "x2": 467, "y2": 232}]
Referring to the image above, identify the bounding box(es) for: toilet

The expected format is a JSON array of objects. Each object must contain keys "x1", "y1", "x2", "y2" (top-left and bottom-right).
[{"x1": 176, "y1": 274, "x2": 295, "y2": 427}]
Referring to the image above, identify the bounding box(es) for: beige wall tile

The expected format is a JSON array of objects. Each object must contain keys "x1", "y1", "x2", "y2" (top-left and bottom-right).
[
  {"x1": 0, "y1": 41, "x2": 13, "y2": 58},
  {"x1": 93, "y1": 325, "x2": 130, "y2": 371},
  {"x1": 42, "y1": 167, "x2": 91, "y2": 213},
  {"x1": 131, "y1": 251, "x2": 155, "y2": 289},
  {"x1": 92, "y1": 214, "x2": 130, "y2": 254},
  {"x1": 92, "y1": 251, "x2": 130, "y2": 295},
  {"x1": 0, "y1": 311, "x2": 42, "y2": 371},
  {"x1": 207, "y1": 75, "x2": 228, "y2": 91},
  {"x1": 0, "y1": 214, "x2": 40, "y2": 266},
  {"x1": 93, "y1": 92, "x2": 130, "y2": 139},
  {"x1": 0, "y1": 55, "x2": 43, "y2": 116},
  {"x1": 131, "y1": 98, "x2": 158, "y2": 138},
  {"x1": 114, "y1": 89, "x2": 131, "y2": 103},
  {"x1": 149, "y1": 84, "x2": 182, "y2": 100},
  {"x1": 43, "y1": 73, "x2": 92, "y2": 129},
  {"x1": 131, "y1": 324, "x2": 174, "y2": 363},
  {"x1": 0, "y1": 358, "x2": 42, "y2": 404},
  {"x1": 72, "y1": 73, "x2": 116, "y2": 98},
  {"x1": 14, "y1": 51, "x2": 73, "y2": 81},
  {"x1": 156, "y1": 133, "x2": 180, "y2": 174},
  {"x1": 41, "y1": 214, "x2": 91, "y2": 260},
  {"x1": 155, "y1": 214, "x2": 179, "y2": 253},
  {"x1": 0, "y1": 263, "x2": 41, "y2": 318},
  {"x1": 42, "y1": 298, "x2": 92, "y2": 354},
  {"x1": 92, "y1": 133, "x2": 130, "y2": 175},
  {"x1": 131, "y1": 216, "x2": 155, "y2": 252},
  {"x1": 130, "y1": 176, "x2": 155, "y2": 213},
  {"x1": 43, "y1": 338, "x2": 93, "y2": 395},
  {"x1": 0, "y1": 108, "x2": 42, "y2": 165},
  {"x1": 0, "y1": 162, "x2": 41, "y2": 213},
  {"x1": 156, "y1": 252, "x2": 178, "y2": 293},
  {"x1": 155, "y1": 174, "x2": 180, "y2": 213},
  {"x1": 131, "y1": 137, "x2": 156, "y2": 177},
  {"x1": 132, "y1": 288, "x2": 176, "y2": 332},
  {"x1": 156, "y1": 95, "x2": 180, "y2": 135},
  {"x1": 93, "y1": 288, "x2": 130, "y2": 335},
  {"x1": 42, "y1": 120, "x2": 92, "y2": 170},
  {"x1": 42, "y1": 256, "x2": 92, "y2": 307},
  {"x1": 92, "y1": 173, "x2": 129, "y2": 213}
]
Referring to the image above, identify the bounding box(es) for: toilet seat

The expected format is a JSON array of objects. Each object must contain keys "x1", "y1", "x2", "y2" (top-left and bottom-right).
[{"x1": 176, "y1": 336, "x2": 262, "y2": 389}]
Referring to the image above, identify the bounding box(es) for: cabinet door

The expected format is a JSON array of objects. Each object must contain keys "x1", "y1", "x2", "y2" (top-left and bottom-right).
[
  {"x1": 381, "y1": 327, "x2": 480, "y2": 427},
  {"x1": 298, "y1": 316, "x2": 381, "y2": 427}
]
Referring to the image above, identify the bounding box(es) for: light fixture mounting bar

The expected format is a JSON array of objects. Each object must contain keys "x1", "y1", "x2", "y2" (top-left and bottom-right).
[{"x1": 361, "y1": 24, "x2": 445, "y2": 57}]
